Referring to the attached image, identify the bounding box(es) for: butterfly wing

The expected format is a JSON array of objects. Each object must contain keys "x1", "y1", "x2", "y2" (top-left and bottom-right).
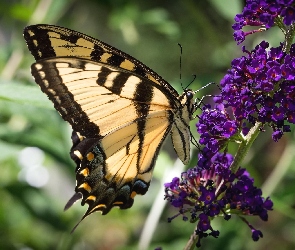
[
  {"x1": 69, "y1": 109, "x2": 172, "y2": 217},
  {"x1": 31, "y1": 57, "x2": 174, "y2": 136},
  {"x1": 30, "y1": 57, "x2": 175, "y2": 216},
  {"x1": 24, "y1": 24, "x2": 195, "y2": 220},
  {"x1": 23, "y1": 24, "x2": 179, "y2": 99}
]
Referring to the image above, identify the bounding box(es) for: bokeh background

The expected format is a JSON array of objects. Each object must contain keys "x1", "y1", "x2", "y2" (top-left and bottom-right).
[{"x1": 0, "y1": 0, "x2": 295, "y2": 249}]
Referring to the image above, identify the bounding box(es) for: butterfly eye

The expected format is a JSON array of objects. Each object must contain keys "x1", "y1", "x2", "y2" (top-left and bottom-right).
[{"x1": 186, "y1": 90, "x2": 194, "y2": 100}]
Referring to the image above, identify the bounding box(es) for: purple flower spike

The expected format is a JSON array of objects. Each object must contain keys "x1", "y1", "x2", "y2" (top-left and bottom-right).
[
  {"x1": 217, "y1": 41, "x2": 295, "y2": 141},
  {"x1": 164, "y1": 152, "x2": 273, "y2": 247}
]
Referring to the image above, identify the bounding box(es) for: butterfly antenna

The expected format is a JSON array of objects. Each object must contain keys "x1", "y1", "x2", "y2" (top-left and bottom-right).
[
  {"x1": 183, "y1": 74, "x2": 197, "y2": 90},
  {"x1": 192, "y1": 81, "x2": 216, "y2": 107},
  {"x1": 178, "y1": 43, "x2": 184, "y2": 90},
  {"x1": 193, "y1": 81, "x2": 215, "y2": 94},
  {"x1": 177, "y1": 44, "x2": 199, "y2": 90}
]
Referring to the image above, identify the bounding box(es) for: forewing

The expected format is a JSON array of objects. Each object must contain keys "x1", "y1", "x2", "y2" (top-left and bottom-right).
[
  {"x1": 23, "y1": 24, "x2": 179, "y2": 99},
  {"x1": 31, "y1": 57, "x2": 174, "y2": 138}
]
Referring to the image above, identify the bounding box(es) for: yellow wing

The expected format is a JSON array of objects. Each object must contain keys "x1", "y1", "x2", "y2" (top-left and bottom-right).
[
  {"x1": 31, "y1": 57, "x2": 175, "y2": 214},
  {"x1": 70, "y1": 110, "x2": 172, "y2": 218}
]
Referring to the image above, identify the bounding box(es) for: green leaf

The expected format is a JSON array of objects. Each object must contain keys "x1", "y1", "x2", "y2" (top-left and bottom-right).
[{"x1": 0, "y1": 80, "x2": 53, "y2": 109}]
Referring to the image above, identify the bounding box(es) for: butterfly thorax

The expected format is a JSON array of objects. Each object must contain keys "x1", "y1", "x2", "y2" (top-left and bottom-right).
[{"x1": 178, "y1": 89, "x2": 196, "y2": 123}]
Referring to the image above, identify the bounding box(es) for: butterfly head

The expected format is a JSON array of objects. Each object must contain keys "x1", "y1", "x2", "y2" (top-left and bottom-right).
[{"x1": 179, "y1": 89, "x2": 196, "y2": 120}]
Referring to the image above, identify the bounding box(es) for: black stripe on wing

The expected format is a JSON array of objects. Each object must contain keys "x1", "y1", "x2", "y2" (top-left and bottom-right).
[
  {"x1": 134, "y1": 80, "x2": 153, "y2": 169},
  {"x1": 23, "y1": 27, "x2": 56, "y2": 60},
  {"x1": 96, "y1": 67, "x2": 130, "y2": 95},
  {"x1": 31, "y1": 61, "x2": 100, "y2": 138}
]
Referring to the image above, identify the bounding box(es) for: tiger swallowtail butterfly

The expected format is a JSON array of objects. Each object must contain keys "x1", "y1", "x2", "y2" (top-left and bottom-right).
[{"x1": 23, "y1": 24, "x2": 196, "y2": 227}]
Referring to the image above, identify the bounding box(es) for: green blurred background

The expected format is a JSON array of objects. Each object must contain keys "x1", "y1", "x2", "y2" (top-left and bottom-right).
[{"x1": 0, "y1": 0, "x2": 295, "y2": 249}]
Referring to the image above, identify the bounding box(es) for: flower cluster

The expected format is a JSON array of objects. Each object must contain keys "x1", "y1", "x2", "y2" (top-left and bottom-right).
[
  {"x1": 196, "y1": 105, "x2": 244, "y2": 170},
  {"x1": 164, "y1": 152, "x2": 273, "y2": 247},
  {"x1": 217, "y1": 41, "x2": 295, "y2": 141},
  {"x1": 233, "y1": 0, "x2": 295, "y2": 44},
  {"x1": 196, "y1": 105, "x2": 241, "y2": 167}
]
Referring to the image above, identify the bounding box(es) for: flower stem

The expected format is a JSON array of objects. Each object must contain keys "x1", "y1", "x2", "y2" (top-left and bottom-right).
[
  {"x1": 231, "y1": 122, "x2": 262, "y2": 173},
  {"x1": 183, "y1": 225, "x2": 199, "y2": 250},
  {"x1": 283, "y1": 23, "x2": 295, "y2": 53},
  {"x1": 274, "y1": 16, "x2": 287, "y2": 34}
]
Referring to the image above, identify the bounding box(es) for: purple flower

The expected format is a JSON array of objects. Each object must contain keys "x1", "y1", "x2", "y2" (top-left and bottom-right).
[
  {"x1": 272, "y1": 129, "x2": 283, "y2": 141},
  {"x1": 197, "y1": 213, "x2": 211, "y2": 231},
  {"x1": 217, "y1": 41, "x2": 295, "y2": 141},
  {"x1": 164, "y1": 152, "x2": 273, "y2": 247},
  {"x1": 281, "y1": 6, "x2": 295, "y2": 25},
  {"x1": 233, "y1": 30, "x2": 245, "y2": 44},
  {"x1": 232, "y1": 0, "x2": 295, "y2": 43},
  {"x1": 252, "y1": 229, "x2": 263, "y2": 241},
  {"x1": 199, "y1": 186, "x2": 216, "y2": 205},
  {"x1": 196, "y1": 106, "x2": 239, "y2": 165}
]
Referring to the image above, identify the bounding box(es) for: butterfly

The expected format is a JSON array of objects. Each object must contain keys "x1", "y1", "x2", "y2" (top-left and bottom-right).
[{"x1": 23, "y1": 24, "x2": 197, "y2": 224}]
